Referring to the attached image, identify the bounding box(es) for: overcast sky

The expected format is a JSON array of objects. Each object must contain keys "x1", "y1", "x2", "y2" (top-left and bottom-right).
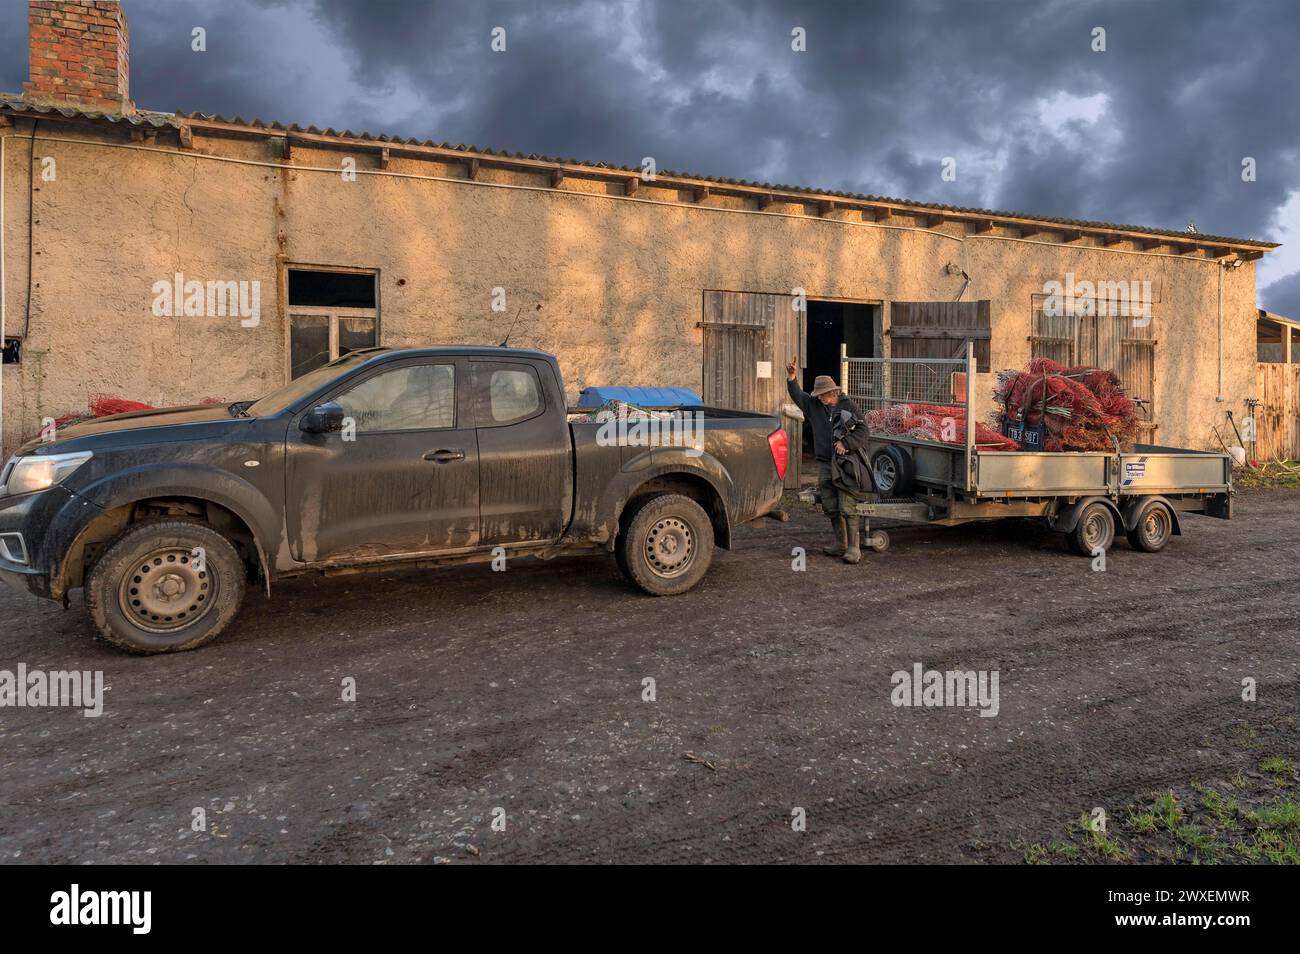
[{"x1": 3, "y1": 0, "x2": 1299, "y2": 313}]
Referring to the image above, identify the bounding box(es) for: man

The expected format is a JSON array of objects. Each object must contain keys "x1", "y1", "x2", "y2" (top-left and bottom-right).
[{"x1": 786, "y1": 357, "x2": 867, "y2": 563}]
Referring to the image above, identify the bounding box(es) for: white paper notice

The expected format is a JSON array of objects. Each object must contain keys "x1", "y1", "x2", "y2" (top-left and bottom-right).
[{"x1": 756, "y1": 361, "x2": 772, "y2": 379}]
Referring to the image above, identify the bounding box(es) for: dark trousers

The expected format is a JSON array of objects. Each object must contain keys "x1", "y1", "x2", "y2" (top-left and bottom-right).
[{"x1": 817, "y1": 459, "x2": 842, "y2": 518}]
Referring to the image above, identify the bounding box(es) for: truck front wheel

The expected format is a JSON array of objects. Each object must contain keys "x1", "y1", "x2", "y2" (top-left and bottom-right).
[
  {"x1": 86, "y1": 520, "x2": 247, "y2": 654},
  {"x1": 618, "y1": 494, "x2": 715, "y2": 596}
]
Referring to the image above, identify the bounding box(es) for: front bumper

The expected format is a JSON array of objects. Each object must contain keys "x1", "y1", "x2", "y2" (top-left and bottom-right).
[{"x1": 0, "y1": 484, "x2": 91, "y2": 602}]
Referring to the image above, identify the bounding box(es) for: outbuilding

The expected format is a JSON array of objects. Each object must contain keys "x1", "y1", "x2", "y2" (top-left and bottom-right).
[{"x1": 0, "y1": 1, "x2": 1281, "y2": 487}]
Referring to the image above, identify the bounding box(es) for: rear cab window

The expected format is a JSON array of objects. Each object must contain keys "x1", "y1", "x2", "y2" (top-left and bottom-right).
[{"x1": 472, "y1": 362, "x2": 544, "y2": 427}]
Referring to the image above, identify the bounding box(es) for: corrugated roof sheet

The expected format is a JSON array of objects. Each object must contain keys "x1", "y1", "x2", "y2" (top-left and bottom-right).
[
  {"x1": 0, "y1": 95, "x2": 1278, "y2": 249},
  {"x1": 0, "y1": 95, "x2": 178, "y2": 128}
]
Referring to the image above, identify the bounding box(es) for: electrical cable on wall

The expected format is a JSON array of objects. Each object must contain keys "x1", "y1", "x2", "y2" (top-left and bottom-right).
[{"x1": 23, "y1": 118, "x2": 37, "y2": 339}]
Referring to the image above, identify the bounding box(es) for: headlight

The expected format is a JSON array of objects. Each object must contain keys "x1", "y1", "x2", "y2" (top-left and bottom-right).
[{"x1": 0, "y1": 451, "x2": 93, "y2": 497}]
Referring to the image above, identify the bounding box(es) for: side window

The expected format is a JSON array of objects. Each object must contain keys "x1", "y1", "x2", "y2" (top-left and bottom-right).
[
  {"x1": 474, "y1": 363, "x2": 543, "y2": 427},
  {"x1": 333, "y1": 364, "x2": 455, "y2": 433}
]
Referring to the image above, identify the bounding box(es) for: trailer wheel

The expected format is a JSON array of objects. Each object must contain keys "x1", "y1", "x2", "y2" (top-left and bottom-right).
[
  {"x1": 1066, "y1": 502, "x2": 1115, "y2": 557},
  {"x1": 618, "y1": 494, "x2": 714, "y2": 596},
  {"x1": 868, "y1": 529, "x2": 890, "y2": 552},
  {"x1": 870, "y1": 446, "x2": 915, "y2": 497},
  {"x1": 1127, "y1": 502, "x2": 1173, "y2": 552},
  {"x1": 86, "y1": 520, "x2": 247, "y2": 654}
]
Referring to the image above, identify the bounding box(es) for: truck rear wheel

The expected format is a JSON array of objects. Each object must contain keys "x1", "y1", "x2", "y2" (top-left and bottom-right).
[
  {"x1": 86, "y1": 520, "x2": 247, "y2": 654},
  {"x1": 1127, "y1": 501, "x2": 1173, "y2": 552},
  {"x1": 618, "y1": 494, "x2": 715, "y2": 596},
  {"x1": 1066, "y1": 502, "x2": 1115, "y2": 557}
]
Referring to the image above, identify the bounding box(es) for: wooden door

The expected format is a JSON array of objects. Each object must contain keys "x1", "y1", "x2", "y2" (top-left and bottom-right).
[
  {"x1": 702, "y1": 290, "x2": 801, "y2": 488},
  {"x1": 889, "y1": 301, "x2": 991, "y2": 370}
]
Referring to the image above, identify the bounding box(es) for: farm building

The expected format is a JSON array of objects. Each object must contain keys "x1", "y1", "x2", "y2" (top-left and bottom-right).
[{"x1": 0, "y1": 1, "x2": 1287, "y2": 485}]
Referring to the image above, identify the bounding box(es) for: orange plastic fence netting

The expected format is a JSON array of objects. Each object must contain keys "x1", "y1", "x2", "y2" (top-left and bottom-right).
[{"x1": 866, "y1": 403, "x2": 1020, "y2": 451}]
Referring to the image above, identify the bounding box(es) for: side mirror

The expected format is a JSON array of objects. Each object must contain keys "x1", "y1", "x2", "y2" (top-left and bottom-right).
[{"x1": 301, "y1": 401, "x2": 346, "y2": 434}]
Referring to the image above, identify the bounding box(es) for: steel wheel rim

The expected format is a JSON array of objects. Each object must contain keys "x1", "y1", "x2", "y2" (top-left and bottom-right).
[
  {"x1": 1082, "y1": 512, "x2": 1109, "y2": 551},
  {"x1": 645, "y1": 516, "x2": 695, "y2": 579},
  {"x1": 118, "y1": 547, "x2": 217, "y2": 633},
  {"x1": 1142, "y1": 508, "x2": 1169, "y2": 544},
  {"x1": 873, "y1": 456, "x2": 896, "y2": 492}
]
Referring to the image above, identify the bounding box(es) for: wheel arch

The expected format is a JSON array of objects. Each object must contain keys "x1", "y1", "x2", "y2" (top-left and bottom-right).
[
  {"x1": 1048, "y1": 495, "x2": 1124, "y2": 535},
  {"x1": 618, "y1": 471, "x2": 731, "y2": 550},
  {"x1": 56, "y1": 492, "x2": 270, "y2": 601}
]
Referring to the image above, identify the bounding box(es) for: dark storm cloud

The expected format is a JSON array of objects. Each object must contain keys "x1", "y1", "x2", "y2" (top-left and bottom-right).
[{"x1": 2, "y1": 0, "x2": 1298, "y2": 298}]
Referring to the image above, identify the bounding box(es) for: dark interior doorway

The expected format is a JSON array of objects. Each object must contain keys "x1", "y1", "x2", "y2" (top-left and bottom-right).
[
  {"x1": 802, "y1": 300, "x2": 878, "y2": 391},
  {"x1": 799, "y1": 301, "x2": 879, "y2": 468}
]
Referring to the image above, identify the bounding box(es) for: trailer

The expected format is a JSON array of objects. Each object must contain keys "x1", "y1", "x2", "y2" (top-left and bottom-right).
[{"x1": 839, "y1": 345, "x2": 1233, "y2": 555}]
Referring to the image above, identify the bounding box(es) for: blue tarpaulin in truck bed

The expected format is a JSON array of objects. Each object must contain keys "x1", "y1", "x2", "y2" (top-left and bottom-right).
[{"x1": 576, "y1": 386, "x2": 702, "y2": 407}]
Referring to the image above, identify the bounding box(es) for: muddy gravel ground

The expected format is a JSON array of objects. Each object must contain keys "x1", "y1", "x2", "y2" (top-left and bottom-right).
[{"x1": 1, "y1": 490, "x2": 1297, "y2": 864}]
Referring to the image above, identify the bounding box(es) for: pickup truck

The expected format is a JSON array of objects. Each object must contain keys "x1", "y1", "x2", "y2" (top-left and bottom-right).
[{"x1": 0, "y1": 347, "x2": 787, "y2": 654}]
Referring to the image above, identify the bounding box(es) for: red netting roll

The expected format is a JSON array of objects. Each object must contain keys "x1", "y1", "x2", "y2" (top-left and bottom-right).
[{"x1": 993, "y1": 360, "x2": 1140, "y2": 452}]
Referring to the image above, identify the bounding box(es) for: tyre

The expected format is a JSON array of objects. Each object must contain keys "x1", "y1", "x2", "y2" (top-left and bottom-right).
[
  {"x1": 86, "y1": 520, "x2": 247, "y2": 654},
  {"x1": 870, "y1": 446, "x2": 915, "y2": 497},
  {"x1": 1126, "y1": 502, "x2": 1173, "y2": 552},
  {"x1": 1066, "y1": 502, "x2": 1115, "y2": 557},
  {"x1": 617, "y1": 494, "x2": 715, "y2": 596},
  {"x1": 868, "y1": 529, "x2": 890, "y2": 552}
]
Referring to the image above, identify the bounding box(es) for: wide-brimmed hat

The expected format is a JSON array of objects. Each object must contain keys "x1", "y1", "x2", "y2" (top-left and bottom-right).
[{"x1": 810, "y1": 375, "x2": 840, "y2": 397}]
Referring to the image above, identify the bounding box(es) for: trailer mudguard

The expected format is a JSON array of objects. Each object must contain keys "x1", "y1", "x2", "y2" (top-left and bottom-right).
[
  {"x1": 1120, "y1": 495, "x2": 1183, "y2": 536},
  {"x1": 1048, "y1": 496, "x2": 1124, "y2": 534}
]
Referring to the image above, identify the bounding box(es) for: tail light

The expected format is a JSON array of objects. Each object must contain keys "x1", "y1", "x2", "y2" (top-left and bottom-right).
[{"x1": 767, "y1": 428, "x2": 788, "y2": 481}]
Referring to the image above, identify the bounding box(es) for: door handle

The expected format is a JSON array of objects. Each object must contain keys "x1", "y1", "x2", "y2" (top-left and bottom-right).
[{"x1": 424, "y1": 449, "x2": 466, "y2": 462}]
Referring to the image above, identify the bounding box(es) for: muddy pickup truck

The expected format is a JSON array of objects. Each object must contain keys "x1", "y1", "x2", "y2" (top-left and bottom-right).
[{"x1": 0, "y1": 347, "x2": 787, "y2": 654}]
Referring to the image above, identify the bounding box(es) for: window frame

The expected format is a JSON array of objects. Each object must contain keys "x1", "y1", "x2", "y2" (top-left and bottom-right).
[{"x1": 283, "y1": 264, "x2": 381, "y2": 381}]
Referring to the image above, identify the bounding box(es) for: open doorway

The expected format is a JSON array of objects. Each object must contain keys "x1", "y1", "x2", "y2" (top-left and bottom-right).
[{"x1": 799, "y1": 300, "x2": 880, "y2": 475}]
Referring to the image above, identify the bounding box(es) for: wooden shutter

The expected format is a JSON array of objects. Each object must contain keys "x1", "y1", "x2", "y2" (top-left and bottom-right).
[
  {"x1": 1029, "y1": 300, "x2": 1157, "y2": 442},
  {"x1": 701, "y1": 290, "x2": 800, "y2": 488},
  {"x1": 889, "y1": 301, "x2": 991, "y2": 371}
]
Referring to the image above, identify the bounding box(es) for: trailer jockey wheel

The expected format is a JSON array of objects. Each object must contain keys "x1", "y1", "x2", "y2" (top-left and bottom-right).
[{"x1": 868, "y1": 529, "x2": 890, "y2": 552}]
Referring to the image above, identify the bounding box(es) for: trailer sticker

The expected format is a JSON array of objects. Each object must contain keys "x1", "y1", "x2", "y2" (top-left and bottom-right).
[{"x1": 1123, "y1": 458, "x2": 1148, "y2": 486}]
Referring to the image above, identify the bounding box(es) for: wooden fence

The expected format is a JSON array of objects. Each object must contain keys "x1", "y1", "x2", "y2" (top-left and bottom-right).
[{"x1": 1254, "y1": 363, "x2": 1300, "y2": 461}]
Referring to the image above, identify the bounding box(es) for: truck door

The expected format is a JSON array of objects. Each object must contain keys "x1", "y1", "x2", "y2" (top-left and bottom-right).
[
  {"x1": 471, "y1": 359, "x2": 572, "y2": 546},
  {"x1": 286, "y1": 358, "x2": 480, "y2": 563}
]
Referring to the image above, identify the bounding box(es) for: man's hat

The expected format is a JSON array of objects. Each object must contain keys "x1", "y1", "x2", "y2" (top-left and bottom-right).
[{"x1": 810, "y1": 375, "x2": 840, "y2": 398}]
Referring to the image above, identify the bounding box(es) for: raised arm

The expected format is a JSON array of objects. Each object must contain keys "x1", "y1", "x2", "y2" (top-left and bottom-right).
[{"x1": 786, "y1": 357, "x2": 813, "y2": 414}]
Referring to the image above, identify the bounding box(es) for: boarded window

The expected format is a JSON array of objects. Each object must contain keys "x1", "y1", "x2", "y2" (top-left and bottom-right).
[
  {"x1": 287, "y1": 267, "x2": 379, "y2": 378},
  {"x1": 1030, "y1": 296, "x2": 1156, "y2": 440},
  {"x1": 888, "y1": 301, "x2": 991, "y2": 372}
]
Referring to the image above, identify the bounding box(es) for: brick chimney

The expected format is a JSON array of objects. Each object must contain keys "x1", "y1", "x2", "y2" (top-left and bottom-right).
[{"x1": 22, "y1": 1, "x2": 135, "y2": 115}]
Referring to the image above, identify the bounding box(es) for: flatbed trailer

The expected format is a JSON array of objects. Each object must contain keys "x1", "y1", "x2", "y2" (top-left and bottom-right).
[{"x1": 840, "y1": 346, "x2": 1233, "y2": 556}]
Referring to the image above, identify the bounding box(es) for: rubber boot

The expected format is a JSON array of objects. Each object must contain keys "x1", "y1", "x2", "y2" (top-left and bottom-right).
[
  {"x1": 842, "y1": 518, "x2": 862, "y2": 564},
  {"x1": 822, "y1": 516, "x2": 847, "y2": 557}
]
